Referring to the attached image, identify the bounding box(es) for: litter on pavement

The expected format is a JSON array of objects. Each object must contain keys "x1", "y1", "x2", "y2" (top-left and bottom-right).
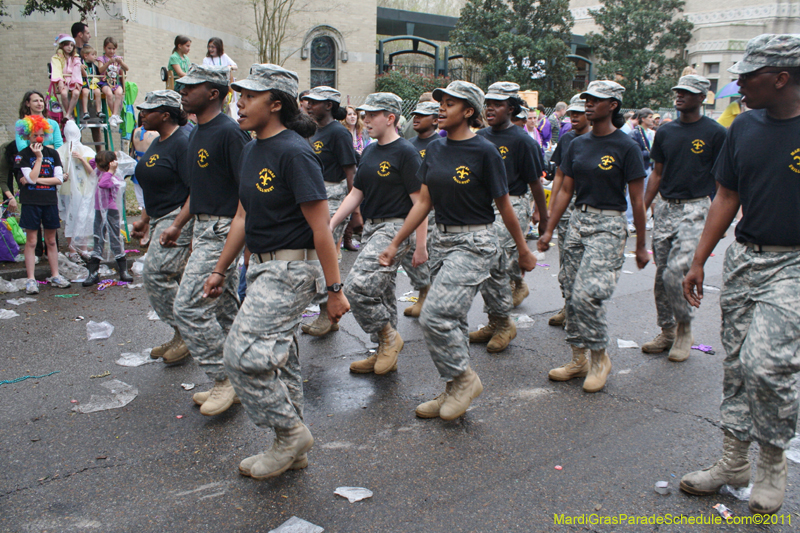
[
  {"x1": 6, "y1": 297, "x2": 36, "y2": 305},
  {"x1": 72, "y1": 379, "x2": 138, "y2": 414},
  {"x1": 334, "y1": 486, "x2": 373, "y2": 503},
  {"x1": 86, "y1": 320, "x2": 115, "y2": 340},
  {"x1": 720, "y1": 483, "x2": 751, "y2": 501},
  {"x1": 617, "y1": 339, "x2": 639, "y2": 349},
  {"x1": 0, "y1": 309, "x2": 19, "y2": 319},
  {"x1": 269, "y1": 516, "x2": 324, "y2": 533},
  {"x1": 116, "y1": 349, "x2": 160, "y2": 367}
]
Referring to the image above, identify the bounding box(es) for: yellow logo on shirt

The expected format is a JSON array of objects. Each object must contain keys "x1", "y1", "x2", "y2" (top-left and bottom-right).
[
  {"x1": 419, "y1": 149, "x2": 426, "y2": 159},
  {"x1": 145, "y1": 154, "x2": 159, "y2": 167},
  {"x1": 453, "y1": 165, "x2": 471, "y2": 184},
  {"x1": 598, "y1": 155, "x2": 615, "y2": 170},
  {"x1": 257, "y1": 168, "x2": 275, "y2": 193},
  {"x1": 197, "y1": 148, "x2": 210, "y2": 168},
  {"x1": 499, "y1": 146, "x2": 509, "y2": 159},
  {"x1": 790, "y1": 148, "x2": 800, "y2": 174},
  {"x1": 313, "y1": 141, "x2": 323, "y2": 154},
  {"x1": 691, "y1": 139, "x2": 706, "y2": 154},
  {"x1": 378, "y1": 161, "x2": 391, "y2": 177}
]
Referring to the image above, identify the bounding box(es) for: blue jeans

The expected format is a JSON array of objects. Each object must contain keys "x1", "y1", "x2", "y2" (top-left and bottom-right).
[
  {"x1": 626, "y1": 167, "x2": 651, "y2": 224},
  {"x1": 238, "y1": 263, "x2": 248, "y2": 302}
]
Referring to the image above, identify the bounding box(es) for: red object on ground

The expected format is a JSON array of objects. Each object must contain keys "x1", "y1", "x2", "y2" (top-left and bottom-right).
[{"x1": 35, "y1": 136, "x2": 44, "y2": 143}]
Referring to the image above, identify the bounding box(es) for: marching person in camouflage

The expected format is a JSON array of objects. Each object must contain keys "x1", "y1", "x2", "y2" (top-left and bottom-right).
[
  {"x1": 300, "y1": 86, "x2": 357, "y2": 338},
  {"x1": 538, "y1": 80, "x2": 648, "y2": 393},
  {"x1": 131, "y1": 90, "x2": 195, "y2": 365},
  {"x1": 641, "y1": 75, "x2": 726, "y2": 361},
  {"x1": 379, "y1": 81, "x2": 537, "y2": 421},
  {"x1": 329, "y1": 92, "x2": 425, "y2": 374},
  {"x1": 469, "y1": 81, "x2": 548, "y2": 353},
  {"x1": 547, "y1": 94, "x2": 591, "y2": 328},
  {"x1": 203, "y1": 64, "x2": 349, "y2": 480},
  {"x1": 680, "y1": 34, "x2": 800, "y2": 516},
  {"x1": 168, "y1": 65, "x2": 251, "y2": 415}
]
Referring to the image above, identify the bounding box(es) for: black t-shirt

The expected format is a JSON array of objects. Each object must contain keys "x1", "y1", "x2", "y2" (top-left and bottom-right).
[
  {"x1": 310, "y1": 121, "x2": 356, "y2": 183},
  {"x1": 410, "y1": 133, "x2": 440, "y2": 160},
  {"x1": 134, "y1": 127, "x2": 191, "y2": 219},
  {"x1": 15, "y1": 146, "x2": 62, "y2": 206},
  {"x1": 186, "y1": 113, "x2": 251, "y2": 217},
  {"x1": 551, "y1": 130, "x2": 576, "y2": 167},
  {"x1": 477, "y1": 125, "x2": 543, "y2": 196},
  {"x1": 715, "y1": 109, "x2": 800, "y2": 246},
  {"x1": 560, "y1": 129, "x2": 646, "y2": 211},
  {"x1": 238, "y1": 129, "x2": 327, "y2": 253},
  {"x1": 650, "y1": 116, "x2": 726, "y2": 199},
  {"x1": 419, "y1": 135, "x2": 508, "y2": 226},
  {"x1": 353, "y1": 138, "x2": 422, "y2": 219}
]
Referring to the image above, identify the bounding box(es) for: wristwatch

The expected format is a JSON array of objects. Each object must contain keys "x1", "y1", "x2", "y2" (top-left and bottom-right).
[{"x1": 327, "y1": 283, "x2": 343, "y2": 293}]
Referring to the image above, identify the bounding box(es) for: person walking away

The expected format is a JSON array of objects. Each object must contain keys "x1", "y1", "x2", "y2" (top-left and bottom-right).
[
  {"x1": 379, "y1": 81, "x2": 537, "y2": 420},
  {"x1": 680, "y1": 34, "x2": 800, "y2": 515},
  {"x1": 131, "y1": 91, "x2": 194, "y2": 365},
  {"x1": 203, "y1": 64, "x2": 349, "y2": 479},
  {"x1": 538, "y1": 81, "x2": 649, "y2": 391},
  {"x1": 640, "y1": 75, "x2": 726, "y2": 360},
  {"x1": 171, "y1": 64, "x2": 251, "y2": 416}
]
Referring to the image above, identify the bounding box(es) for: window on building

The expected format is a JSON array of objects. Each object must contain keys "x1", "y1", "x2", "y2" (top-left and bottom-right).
[
  {"x1": 706, "y1": 63, "x2": 720, "y2": 75},
  {"x1": 310, "y1": 36, "x2": 337, "y2": 88},
  {"x1": 708, "y1": 79, "x2": 718, "y2": 94}
]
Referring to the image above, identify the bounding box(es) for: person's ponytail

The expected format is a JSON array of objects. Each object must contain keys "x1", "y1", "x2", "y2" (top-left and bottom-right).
[
  {"x1": 611, "y1": 100, "x2": 625, "y2": 129},
  {"x1": 272, "y1": 90, "x2": 317, "y2": 138}
]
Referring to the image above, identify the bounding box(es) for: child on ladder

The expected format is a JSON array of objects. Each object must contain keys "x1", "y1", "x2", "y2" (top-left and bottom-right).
[
  {"x1": 97, "y1": 37, "x2": 128, "y2": 127},
  {"x1": 80, "y1": 45, "x2": 103, "y2": 122},
  {"x1": 51, "y1": 34, "x2": 82, "y2": 120}
]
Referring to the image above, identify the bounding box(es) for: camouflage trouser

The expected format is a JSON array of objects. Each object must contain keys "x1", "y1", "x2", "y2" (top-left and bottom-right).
[
  {"x1": 346, "y1": 221, "x2": 413, "y2": 334},
  {"x1": 326, "y1": 181, "x2": 349, "y2": 245},
  {"x1": 652, "y1": 197, "x2": 710, "y2": 328},
  {"x1": 562, "y1": 210, "x2": 627, "y2": 350},
  {"x1": 173, "y1": 217, "x2": 241, "y2": 382},
  {"x1": 143, "y1": 209, "x2": 194, "y2": 329},
  {"x1": 719, "y1": 242, "x2": 800, "y2": 449},
  {"x1": 556, "y1": 198, "x2": 577, "y2": 299},
  {"x1": 224, "y1": 258, "x2": 324, "y2": 430},
  {"x1": 479, "y1": 196, "x2": 530, "y2": 317},
  {"x1": 401, "y1": 212, "x2": 437, "y2": 290},
  {"x1": 421, "y1": 228, "x2": 497, "y2": 380}
]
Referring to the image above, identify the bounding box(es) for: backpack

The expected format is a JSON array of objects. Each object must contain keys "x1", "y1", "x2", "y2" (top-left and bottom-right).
[{"x1": 0, "y1": 219, "x2": 20, "y2": 261}]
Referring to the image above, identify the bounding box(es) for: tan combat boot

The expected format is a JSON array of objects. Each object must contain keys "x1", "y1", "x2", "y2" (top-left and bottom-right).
[
  {"x1": 548, "y1": 306, "x2": 566, "y2": 327},
  {"x1": 193, "y1": 390, "x2": 241, "y2": 405},
  {"x1": 487, "y1": 316, "x2": 517, "y2": 353},
  {"x1": 749, "y1": 443, "x2": 787, "y2": 515},
  {"x1": 583, "y1": 349, "x2": 611, "y2": 393},
  {"x1": 375, "y1": 323, "x2": 404, "y2": 374},
  {"x1": 239, "y1": 452, "x2": 308, "y2": 476},
  {"x1": 150, "y1": 327, "x2": 181, "y2": 359},
  {"x1": 350, "y1": 352, "x2": 398, "y2": 374},
  {"x1": 641, "y1": 327, "x2": 676, "y2": 354},
  {"x1": 511, "y1": 279, "x2": 530, "y2": 307},
  {"x1": 468, "y1": 315, "x2": 498, "y2": 344},
  {"x1": 199, "y1": 378, "x2": 239, "y2": 416},
  {"x1": 404, "y1": 285, "x2": 429, "y2": 317},
  {"x1": 668, "y1": 322, "x2": 693, "y2": 362},
  {"x1": 301, "y1": 302, "x2": 339, "y2": 336},
  {"x1": 549, "y1": 346, "x2": 590, "y2": 381},
  {"x1": 246, "y1": 423, "x2": 314, "y2": 480},
  {"x1": 680, "y1": 429, "x2": 751, "y2": 495},
  {"x1": 439, "y1": 367, "x2": 483, "y2": 421},
  {"x1": 162, "y1": 331, "x2": 190, "y2": 365},
  {"x1": 415, "y1": 382, "x2": 453, "y2": 418}
]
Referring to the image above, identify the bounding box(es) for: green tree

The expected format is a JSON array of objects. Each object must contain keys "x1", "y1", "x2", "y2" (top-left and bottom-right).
[
  {"x1": 587, "y1": 0, "x2": 693, "y2": 109},
  {"x1": 18, "y1": 1, "x2": 163, "y2": 19},
  {"x1": 449, "y1": 0, "x2": 576, "y2": 106}
]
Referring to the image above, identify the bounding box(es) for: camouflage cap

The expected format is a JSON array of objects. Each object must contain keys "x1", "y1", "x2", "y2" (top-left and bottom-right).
[
  {"x1": 302, "y1": 85, "x2": 341, "y2": 104},
  {"x1": 357, "y1": 92, "x2": 403, "y2": 116},
  {"x1": 485, "y1": 81, "x2": 520, "y2": 101},
  {"x1": 231, "y1": 64, "x2": 299, "y2": 98},
  {"x1": 432, "y1": 80, "x2": 485, "y2": 112},
  {"x1": 565, "y1": 93, "x2": 586, "y2": 113},
  {"x1": 177, "y1": 63, "x2": 231, "y2": 86},
  {"x1": 581, "y1": 80, "x2": 625, "y2": 102},
  {"x1": 516, "y1": 106, "x2": 529, "y2": 120},
  {"x1": 136, "y1": 89, "x2": 182, "y2": 110},
  {"x1": 411, "y1": 101, "x2": 440, "y2": 116},
  {"x1": 672, "y1": 74, "x2": 711, "y2": 94},
  {"x1": 729, "y1": 34, "x2": 800, "y2": 75}
]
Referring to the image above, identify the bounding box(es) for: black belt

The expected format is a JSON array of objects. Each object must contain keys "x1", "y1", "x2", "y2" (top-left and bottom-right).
[
  {"x1": 661, "y1": 194, "x2": 708, "y2": 205},
  {"x1": 739, "y1": 240, "x2": 800, "y2": 253}
]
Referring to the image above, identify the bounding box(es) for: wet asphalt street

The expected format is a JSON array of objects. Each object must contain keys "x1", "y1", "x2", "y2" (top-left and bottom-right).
[{"x1": 1, "y1": 230, "x2": 798, "y2": 533}]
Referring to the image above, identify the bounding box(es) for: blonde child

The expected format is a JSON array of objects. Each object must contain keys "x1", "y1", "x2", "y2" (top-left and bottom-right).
[
  {"x1": 97, "y1": 37, "x2": 129, "y2": 126},
  {"x1": 80, "y1": 45, "x2": 103, "y2": 121},
  {"x1": 51, "y1": 34, "x2": 82, "y2": 119}
]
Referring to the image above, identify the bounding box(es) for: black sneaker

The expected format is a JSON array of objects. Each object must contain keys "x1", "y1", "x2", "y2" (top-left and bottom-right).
[
  {"x1": 82, "y1": 113, "x2": 90, "y2": 121},
  {"x1": 98, "y1": 112, "x2": 106, "y2": 120}
]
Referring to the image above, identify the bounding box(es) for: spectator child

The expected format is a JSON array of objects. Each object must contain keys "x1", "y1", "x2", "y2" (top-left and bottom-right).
[
  {"x1": 97, "y1": 37, "x2": 129, "y2": 126},
  {"x1": 168, "y1": 35, "x2": 192, "y2": 90},
  {"x1": 72, "y1": 150, "x2": 133, "y2": 285},
  {"x1": 203, "y1": 37, "x2": 237, "y2": 70},
  {"x1": 80, "y1": 45, "x2": 103, "y2": 121},
  {"x1": 51, "y1": 34, "x2": 83, "y2": 119},
  {"x1": 13, "y1": 115, "x2": 71, "y2": 294}
]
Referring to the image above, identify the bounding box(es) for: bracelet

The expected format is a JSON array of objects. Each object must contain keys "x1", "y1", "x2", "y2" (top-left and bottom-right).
[{"x1": 211, "y1": 271, "x2": 226, "y2": 278}]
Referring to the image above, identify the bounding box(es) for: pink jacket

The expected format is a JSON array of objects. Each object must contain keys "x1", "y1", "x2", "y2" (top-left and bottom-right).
[
  {"x1": 51, "y1": 52, "x2": 83, "y2": 86},
  {"x1": 94, "y1": 170, "x2": 120, "y2": 211}
]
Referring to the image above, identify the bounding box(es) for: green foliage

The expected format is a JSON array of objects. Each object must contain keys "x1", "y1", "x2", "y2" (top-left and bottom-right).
[
  {"x1": 587, "y1": 0, "x2": 694, "y2": 109},
  {"x1": 375, "y1": 71, "x2": 451, "y2": 103},
  {"x1": 449, "y1": 0, "x2": 576, "y2": 106},
  {"x1": 20, "y1": 0, "x2": 163, "y2": 19}
]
